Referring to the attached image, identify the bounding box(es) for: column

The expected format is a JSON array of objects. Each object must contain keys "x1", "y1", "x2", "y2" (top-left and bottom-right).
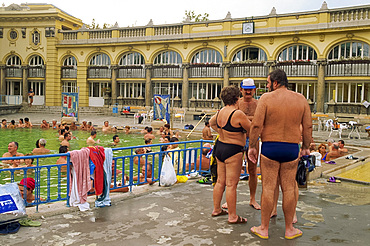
[
  {"x1": 316, "y1": 59, "x2": 327, "y2": 113},
  {"x1": 22, "y1": 65, "x2": 28, "y2": 104},
  {"x1": 266, "y1": 60, "x2": 276, "y2": 73},
  {"x1": 111, "y1": 65, "x2": 118, "y2": 105},
  {"x1": 145, "y1": 65, "x2": 152, "y2": 106},
  {"x1": 223, "y1": 63, "x2": 230, "y2": 87},
  {"x1": 182, "y1": 63, "x2": 189, "y2": 108},
  {"x1": 0, "y1": 66, "x2": 5, "y2": 97}
]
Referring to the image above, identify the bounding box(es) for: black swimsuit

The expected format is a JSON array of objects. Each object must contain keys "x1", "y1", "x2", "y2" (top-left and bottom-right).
[{"x1": 214, "y1": 110, "x2": 245, "y2": 162}]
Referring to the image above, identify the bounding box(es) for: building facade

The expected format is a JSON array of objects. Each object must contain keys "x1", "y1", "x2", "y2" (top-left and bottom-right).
[{"x1": 1, "y1": 2, "x2": 370, "y2": 116}]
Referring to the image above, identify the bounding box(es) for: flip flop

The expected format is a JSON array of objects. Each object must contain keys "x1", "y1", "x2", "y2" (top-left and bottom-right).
[
  {"x1": 19, "y1": 218, "x2": 42, "y2": 227},
  {"x1": 221, "y1": 203, "x2": 228, "y2": 210},
  {"x1": 325, "y1": 161, "x2": 336, "y2": 164},
  {"x1": 251, "y1": 226, "x2": 269, "y2": 239},
  {"x1": 250, "y1": 204, "x2": 261, "y2": 210},
  {"x1": 228, "y1": 215, "x2": 247, "y2": 224},
  {"x1": 327, "y1": 177, "x2": 341, "y2": 183},
  {"x1": 211, "y1": 209, "x2": 228, "y2": 217},
  {"x1": 285, "y1": 228, "x2": 303, "y2": 240}
]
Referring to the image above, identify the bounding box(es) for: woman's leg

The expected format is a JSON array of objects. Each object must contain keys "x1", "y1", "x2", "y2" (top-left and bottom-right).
[
  {"x1": 224, "y1": 152, "x2": 244, "y2": 222},
  {"x1": 212, "y1": 159, "x2": 226, "y2": 216}
]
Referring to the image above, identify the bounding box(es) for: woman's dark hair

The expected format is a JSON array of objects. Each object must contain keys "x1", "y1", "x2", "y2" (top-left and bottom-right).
[
  {"x1": 11, "y1": 120, "x2": 15, "y2": 125},
  {"x1": 35, "y1": 139, "x2": 40, "y2": 148},
  {"x1": 220, "y1": 86, "x2": 239, "y2": 106},
  {"x1": 268, "y1": 68, "x2": 289, "y2": 87},
  {"x1": 19, "y1": 118, "x2": 24, "y2": 123}
]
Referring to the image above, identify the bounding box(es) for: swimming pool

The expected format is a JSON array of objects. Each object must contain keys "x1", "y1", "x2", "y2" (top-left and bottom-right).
[{"x1": 336, "y1": 162, "x2": 370, "y2": 183}]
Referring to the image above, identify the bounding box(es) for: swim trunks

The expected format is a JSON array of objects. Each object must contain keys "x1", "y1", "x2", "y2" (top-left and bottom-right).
[{"x1": 261, "y1": 142, "x2": 299, "y2": 163}]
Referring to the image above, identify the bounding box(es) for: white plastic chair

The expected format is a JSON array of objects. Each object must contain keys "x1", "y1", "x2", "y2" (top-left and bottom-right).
[
  {"x1": 174, "y1": 109, "x2": 185, "y2": 123},
  {"x1": 328, "y1": 122, "x2": 347, "y2": 139},
  {"x1": 134, "y1": 110, "x2": 148, "y2": 124}
]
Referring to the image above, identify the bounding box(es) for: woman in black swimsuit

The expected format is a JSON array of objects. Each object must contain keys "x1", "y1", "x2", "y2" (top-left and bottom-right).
[{"x1": 209, "y1": 86, "x2": 251, "y2": 224}]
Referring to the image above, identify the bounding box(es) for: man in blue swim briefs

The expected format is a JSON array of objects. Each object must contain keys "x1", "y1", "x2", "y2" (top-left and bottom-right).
[{"x1": 248, "y1": 69, "x2": 312, "y2": 240}]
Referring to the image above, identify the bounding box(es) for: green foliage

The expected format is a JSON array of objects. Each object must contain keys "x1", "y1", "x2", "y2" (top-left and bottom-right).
[
  {"x1": 86, "y1": 19, "x2": 113, "y2": 29},
  {"x1": 184, "y1": 10, "x2": 209, "y2": 22}
]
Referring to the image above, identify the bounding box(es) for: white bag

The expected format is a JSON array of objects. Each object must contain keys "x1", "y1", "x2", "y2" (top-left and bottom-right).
[{"x1": 160, "y1": 155, "x2": 177, "y2": 186}]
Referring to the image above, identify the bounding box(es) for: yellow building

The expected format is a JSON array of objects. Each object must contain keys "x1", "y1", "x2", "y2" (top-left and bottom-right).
[{"x1": 1, "y1": 2, "x2": 370, "y2": 117}]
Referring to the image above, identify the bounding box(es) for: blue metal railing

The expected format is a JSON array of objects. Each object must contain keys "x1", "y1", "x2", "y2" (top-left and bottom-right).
[{"x1": 0, "y1": 140, "x2": 213, "y2": 211}]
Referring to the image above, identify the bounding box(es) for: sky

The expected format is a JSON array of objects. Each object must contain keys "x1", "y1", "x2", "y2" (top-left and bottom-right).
[{"x1": 2, "y1": 0, "x2": 370, "y2": 27}]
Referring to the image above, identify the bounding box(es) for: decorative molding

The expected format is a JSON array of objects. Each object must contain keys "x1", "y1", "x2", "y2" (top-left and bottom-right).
[
  {"x1": 128, "y1": 45, "x2": 133, "y2": 51},
  {"x1": 269, "y1": 37, "x2": 274, "y2": 45},
  {"x1": 146, "y1": 44, "x2": 150, "y2": 51},
  {"x1": 293, "y1": 36, "x2": 300, "y2": 42},
  {"x1": 202, "y1": 42, "x2": 208, "y2": 46},
  {"x1": 346, "y1": 33, "x2": 354, "y2": 39},
  {"x1": 245, "y1": 39, "x2": 251, "y2": 45},
  {"x1": 164, "y1": 44, "x2": 169, "y2": 49},
  {"x1": 96, "y1": 47, "x2": 101, "y2": 52},
  {"x1": 80, "y1": 51, "x2": 84, "y2": 56},
  {"x1": 112, "y1": 47, "x2": 116, "y2": 52},
  {"x1": 183, "y1": 42, "x2": 188, "y2": 49},
  {"x1": 66, "y1": 50, "x2": 71, "y2": 55},
  {"x1": 319, "y1": 34, "x2": 325, "y2": 42}
]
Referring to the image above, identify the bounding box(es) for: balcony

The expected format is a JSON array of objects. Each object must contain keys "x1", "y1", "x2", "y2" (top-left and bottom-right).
[
  {"x1": 189, "y1": 65, "x2": 223, "y2": 78},
  {"x1": 28, "y1": 67, "x2": 45, "y2": 78},
  {"x1": 276, "y1": 62, "x2": 317, "y2": 77},
  {"x1": 88, "y1": 67, "x2": 111, "y2": 78},
  {"x1": 229, "y1": 63, "x2": 268, "y2": 78},
  {"x1": 326, "y1": 61, "x2": 370, "y2": 76},
  {"x1": 5, "y1": 67, "x2": 22, "y2": 77},
  {"x1": 61, "y1": 67, "x2": 77, "y2": 78},
  {"x1": 118, "y1": 66, "x2": 145, "y2": 78},
  {"x1": 152, "y1": 65, "x2": 182, "y2": 78}
]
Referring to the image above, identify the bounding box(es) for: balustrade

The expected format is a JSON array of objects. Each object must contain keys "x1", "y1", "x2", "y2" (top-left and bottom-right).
[
  {"x1": 89, "y1": 30, "x2": 112, "y2": 39},
  {"x1": 229, "y1": 64, "x2": 268, "y2": 78},
  {"x1": 5, "y1": 67, "x2": 22, "y2": 77},
  {"x1": 276, "y1": 63, "x2": 317, "y2": 77},
  {"x1": 119, "y1": 28, "x2": 146, "y2": 37},
  {"x1": 118, "y1": 67, "x2": 145, "y2": 78},
  {"x1": 28, "y1": 67, "x2": 45, "y2": 78},
  {"x1": 326, "y1": 62, "x2": 370, "y2": 76},
  {"x1": 189, "y1": 66, "x2": 223, "y2": 78},
  {"x1": 63, "y1": 32, "x2": 77, "y2": 40},
  {"x1": 88, "y1": 68, "x2": 112, "y2": 78},
  {"x1": 152, "y1": 67, "x2": 183, "y2": 78},
  {"x1": 154, "y1": 25, "x2": 183, "y2": 36},
  {"x1": 61, "y1": 68, "x2": 77, "y2": 78},
  {"x1": 330, "y1": 8, "x2": 370, "y2": 22}
]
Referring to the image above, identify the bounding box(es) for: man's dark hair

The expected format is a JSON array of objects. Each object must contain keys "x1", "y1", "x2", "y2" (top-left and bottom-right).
[
  {"x1": 145, "y1": 139, "x2": 152, "y2": 144},
  {"x1": 164, "y1": 124, "x2": 170, "y2": 129},
  {"x1": 11, "y1": 120, "x2": 15, "y2": 125},
  {"x1": 268, "y1": 68, "x2": 289, "y2": 87},
  {"x1": 170, "y1": 137, "x2": 179, "y2": 142},
  {"x1": 164, "y1": 136, "x2": 171, "y2": 142},
  {"x1": 60, "y1": 129, "x2": 66, "y2": 135},
  {"x1": 113, "y1": 135, "x2": 119, "y2": 141},
  {"x1": 220, "y1": 86, "x2": 239, "y2": 106},
  {"x1": 59, "y1": 146, "x2": 68, "y2": 153},
  {"x1": 147, "y1": 127, "x2": 153, "y2": 133},
  {"x1": 91, "y1": 130, "x2": 97, "y2": 136},
  {"x1": 339, "y1": 140, "x2": 344, "y2": 145},
  {"x1": 65, "y1": 126, "x2": 70, "y2": 131},
  {"x1": 64, "y1": 132, "x2": 70, "y2": 139},
  {"x1": 205, "y1": 121, "x2": 209, "y2": 126},
  {"x1": 144, "y1": 126, "x2": 149, "y2": 130},
  {"x1": 24, "y1": 117, "x2": 29, "y2": 122},
  {"x1": 2, "y1": 119, "x2": 6, "y2": 123},
  {"x1": 11, "y1": 141, "x2": 19, "y2": 148}
]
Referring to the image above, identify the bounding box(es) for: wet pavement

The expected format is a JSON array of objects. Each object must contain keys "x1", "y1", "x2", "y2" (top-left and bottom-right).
[{"x1": 1, "y1": 179, "x2": 370, "y2": 246}]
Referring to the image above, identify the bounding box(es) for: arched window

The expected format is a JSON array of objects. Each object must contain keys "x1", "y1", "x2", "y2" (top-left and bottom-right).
[
  {"x1": 277, "y1": 44, "x2": 317, "y2": 61},
  {"x1": 328, "y1": 41, "x2": 370, "y2": 60},
  {"x1": 232, "y1": 47, "x2": 267, "y2": 62},
  {"x1": 29, "y1": 55, "x2": 44, "y2": 66},
  {"x1": 119, "y1": 52, "x2": 145, "y2": 66},
  {"x1": 6, "y1": 55, "x2": 21, "y2": 67},
  {"x1": 63, "y1": 56, "x2": 77, "y2": 67},
  {"x1": 89, "y1": 53, "x2": 111, "y2": 66},
  {"x1": 32, "y1": 30, "x2": 40, "y2": 45},
  {"x1": 153, "y1": 51, "x2": 182, "y2": 64},
  {"x1": 191, "y1": 49, "x2": 222, "y2": 64}
]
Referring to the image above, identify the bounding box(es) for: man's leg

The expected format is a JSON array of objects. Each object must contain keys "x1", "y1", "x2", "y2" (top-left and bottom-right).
[
  {"x1": 251, "y1": 154, "x2": 279, "y2": 238},
  {"x1": 248, "y1": 153, "x2": 260, "y2": 210},
  {"x1": 280, "y1": 158, "x2": 302, "y2": 238},
  {"x1": 270, "y1": 178, "x2": 279, "y2": 217}
]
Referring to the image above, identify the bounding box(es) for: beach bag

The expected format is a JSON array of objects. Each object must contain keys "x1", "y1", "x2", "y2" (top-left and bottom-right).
[
  {"x1": 160, "y1": 155, "x2": 177, "y2": 186},
  {"x1": 0, "y1": 183, "x2": 27, "y2": 223},
  {"x1": 296, "y1": 157, "x2": 307, "y2": 186}
]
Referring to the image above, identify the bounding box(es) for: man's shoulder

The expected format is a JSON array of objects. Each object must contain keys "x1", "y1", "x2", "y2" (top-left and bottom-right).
[{"x1": 2, "y1": 152, "x2": 11, "y2": 157}]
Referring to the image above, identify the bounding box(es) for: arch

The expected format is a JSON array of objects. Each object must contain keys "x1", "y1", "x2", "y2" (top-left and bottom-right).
[
  {"x1": 149, "y1": 48, "x2": 184, "y2": 64},
  {"x1": 28, "y1": 54, "x2": 45, "y2": 66},
  {"x1": 59, "y1": 52, "x2": 80, "y2": 65},
  {"x1": 89, "y1": 53, "x2": 111, "y2": 66},
  {"x1": 272, "y1": 41, "x2": 319, "y2": 61},
  {"x1": 230, "y1": 46, "x2": 267, "y2": 62},
  {"x1": 275, "y1": 43, "x2": 318, "y2": 62},
  {"x1": 84, "y1": 50, "x2": 112, "y2": 66},
  {"x1": 152, "y1": 50, "x2": 182, "y2": 65},
  {"x1": 189, "y1": 48, "x2": 223, "y2": 64},
  {"x1": 326, "y1": 40, "x2": 370, "y2": 60},
  {"x1": 228, "y1": 44, "x2": 270, "y2": 62},
  {"x1": 118, "y1": 52, "x2": 145, "y2": 66},
  {"x1": 62, "y1": 56, "x2": 78, "y2": 67},
  {"x1": 114, "y1": 49, "x2": 147, "y2": 64},
  {"x1": 186, "y1": 45, "x2": 223, "y2": 63},
  {"x1": 6, "y1": 54, "x2": 22, "y2": 66}
]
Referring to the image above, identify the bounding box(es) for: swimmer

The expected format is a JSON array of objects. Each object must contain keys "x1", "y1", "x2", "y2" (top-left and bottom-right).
[
  {"x1": 61, "y1": 133, "x2": 71, "y2": 148},
  {"x1": 125, "y1": 126, "x2": 131, "y2": 134},
  {"x1": 144, "y1": 127, "x2": 155, "y2": 140},
  {"x1": 112, "y1": 135, "x2": 120, "y2": 146},
  {"x1": 102, "y1": 121, "x2": 112, "y2": 133},
  {"x1": 18, "y1": 118, "x2": 25, "y2": 128},
  {"x1": 87, "y1": 130, "x2": 100, "y2": 146},
  {"x1": 40, "y1": 120, "x2": 50, "y2": 129},
  {"x1": 24, "y1": 117, "x2": 32, "y2": 128},
  {"x1": 32, "y1": 138, "x2": 51, "y2": 155},
  {"x1": 80, "y1": 120, "x2": 88, "y2": 130},
  {"x1": 8, "y1": 120, "x2": 17, "y2": 129},
  {"x1": 1, "y1": 119, "x2": 7, "y2": 128},
  {"x1": 2, "y1": 141, "x2": 24, "y2": 165}
]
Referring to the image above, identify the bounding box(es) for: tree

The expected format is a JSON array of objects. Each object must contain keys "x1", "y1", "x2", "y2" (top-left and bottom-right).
[
  {"x1": 86, "y1": 19, "x2": 113, "y2": 29},
  {"x1": 183, "y1": 10, "x2": 209, "y2": 22}
]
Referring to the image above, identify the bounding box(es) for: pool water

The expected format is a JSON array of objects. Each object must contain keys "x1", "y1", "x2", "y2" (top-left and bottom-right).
[
  {"x1": 336, "y1": 162, "x2": 370, "y2": 183},
  {"x1": 0, "y1": 128, "x2": 202, "y2": 201}
]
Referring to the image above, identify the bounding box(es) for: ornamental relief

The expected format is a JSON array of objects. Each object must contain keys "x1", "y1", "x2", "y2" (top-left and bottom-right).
[{"x1": 26, "y1": 28, "x2": 43, "y2": 51}]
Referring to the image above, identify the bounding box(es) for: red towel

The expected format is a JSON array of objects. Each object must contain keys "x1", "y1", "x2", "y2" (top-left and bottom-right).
[
  {"x1": 69, "y1": 148, "x2": 91, "y2": 203},
  {"x1": 88, "y1": 146, "x2": 105, "y2": 196}
]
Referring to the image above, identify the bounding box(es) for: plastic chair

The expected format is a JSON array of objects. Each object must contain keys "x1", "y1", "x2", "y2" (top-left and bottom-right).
[
  {"x1": 134, "y1": 111, "x2": 147, "y2": 124},
  {"x1": 174, "y1": 109, "x2": 185, "y2": 123},
  {"x1": 328, "y1": 122, "x2": 347, "y2": 139}
]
